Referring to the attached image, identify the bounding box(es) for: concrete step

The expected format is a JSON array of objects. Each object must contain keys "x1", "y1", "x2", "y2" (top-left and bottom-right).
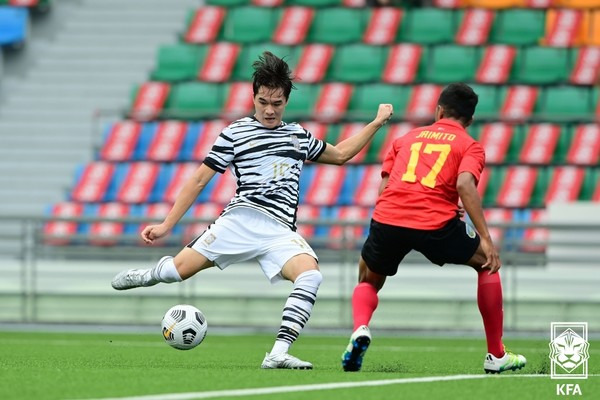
[
  {"x1": 54, "y1": 31, "x2": 176, "y2": 45},
  {"x1": 62, "y1": 21, "x2": 184, "y2": 34},
  {"x1": 0, "y1": 175, "x2": 74, "y2": 190},
  {"x1": 0, "y1": 161, "x2": 83, "y2": 175},
  {"x1": 0, "y1": 188, "x2": 67, "y2": 204},
  {"x1": 34, "y1": 58, "x2": 153, "y2": 70},
  {"x1": 0, "y1": 148, "x2": 91, "y2": 162},
  {"x1": 5, "y1": 96, "x2": 126, "y2": 109},
  {"x1": 26, "y1": 68, "x2": 146, "y2": 82}
]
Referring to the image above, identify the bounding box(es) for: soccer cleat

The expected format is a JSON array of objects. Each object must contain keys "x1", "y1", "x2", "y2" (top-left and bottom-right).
[
  {"x1": 342, "y1": 325, "x2": 372, "y2": 372},
  {"x1": 484, "y1": 350, "x2": 527, "y2": 374},
  {"x1": 111, "y1": 268, "x2": 156, "y2": 290},
  {"x1": 261, "y1": 352, "x2": 313, "y2": 370}
]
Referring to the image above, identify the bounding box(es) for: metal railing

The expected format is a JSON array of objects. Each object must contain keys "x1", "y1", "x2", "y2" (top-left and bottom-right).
[{"x1": 1, "y1": 214, "x2": 599, "y2": 332}]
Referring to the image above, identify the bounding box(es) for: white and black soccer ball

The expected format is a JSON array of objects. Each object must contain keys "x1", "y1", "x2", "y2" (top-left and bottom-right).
[{"x1": 161, "y1": 304, "x2": 207, "y2": 350}]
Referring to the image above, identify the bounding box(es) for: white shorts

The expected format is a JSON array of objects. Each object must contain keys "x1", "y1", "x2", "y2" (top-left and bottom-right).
[{"x1": 188, "y1": 207, "x2": 318, "y2": 283}]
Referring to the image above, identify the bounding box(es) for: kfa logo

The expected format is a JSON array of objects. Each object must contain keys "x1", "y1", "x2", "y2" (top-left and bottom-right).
[{"x1": 549, "y1": 322, "x2": 589, "y2": 396}]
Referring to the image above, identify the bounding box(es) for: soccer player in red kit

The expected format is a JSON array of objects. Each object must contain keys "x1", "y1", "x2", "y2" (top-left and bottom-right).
[{"x1": 341, "y1": 83, "x2": 526, "y2": 374}]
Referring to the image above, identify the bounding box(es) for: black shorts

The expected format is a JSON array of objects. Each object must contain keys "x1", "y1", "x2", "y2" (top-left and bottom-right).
[{"x1": 361, "y1": 217, "x2": 480, "y2": 276}]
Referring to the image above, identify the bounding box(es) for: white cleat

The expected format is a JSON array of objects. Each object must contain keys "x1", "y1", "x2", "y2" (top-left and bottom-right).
[
  {"x1": 484, "y1": 350, "x2": 527, "y2": 374},
  {"x1": 261, "y1": 352, "x2": 313, "y2": 370},
  {"x1": 111, "y1": 269, "x2": 156, "y2": 290},
  {"x1": 342, "y1": 325, "x2": 372, "y2": 372}
]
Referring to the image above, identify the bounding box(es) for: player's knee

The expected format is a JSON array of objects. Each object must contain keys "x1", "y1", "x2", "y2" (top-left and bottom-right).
[{"x1": 295, "y1": 269, "x2": 323, "y2": 290}]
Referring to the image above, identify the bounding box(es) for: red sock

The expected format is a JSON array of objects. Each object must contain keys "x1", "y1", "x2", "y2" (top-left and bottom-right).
[
  {"x1": 352, "y1": 282, "x2": 379, "y2": 330},
  {"x1": 477, "y1": 270, "x2": 505, "y2": 358}
]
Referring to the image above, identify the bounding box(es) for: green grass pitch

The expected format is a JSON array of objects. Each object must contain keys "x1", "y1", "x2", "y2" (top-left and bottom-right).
[{"x1": 0, "y1": 331, "x2": 597, "y2": 400}]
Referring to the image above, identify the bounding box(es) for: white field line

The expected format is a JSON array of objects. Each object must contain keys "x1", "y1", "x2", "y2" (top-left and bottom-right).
[{"x1": 76, "y1": 374, "x2": 551, "y2": 400}]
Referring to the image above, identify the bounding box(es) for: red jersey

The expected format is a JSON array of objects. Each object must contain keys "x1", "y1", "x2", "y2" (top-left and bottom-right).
[{"x1": 372, "y1": 119, "x2": 485, "y2": 230}]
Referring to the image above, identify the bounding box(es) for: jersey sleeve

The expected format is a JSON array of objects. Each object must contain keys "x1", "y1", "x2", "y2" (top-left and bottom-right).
[
  {"x1": 203, "y1": 128, "x2": 234, "y2": 174},
  {"x1": 458, "y1": 141, "x2": 486, "y2": 184},
  {"x1": 381, "y1": 139, "x2": 400, "y2": 177},
  {"x1": 305, "y1": 129, "x2": 326, "y2": 161}
]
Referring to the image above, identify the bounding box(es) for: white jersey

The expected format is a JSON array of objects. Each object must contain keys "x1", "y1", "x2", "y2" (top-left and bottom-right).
[{"x1": 202, "y1": 117, "x2": 326, "y2": 231}]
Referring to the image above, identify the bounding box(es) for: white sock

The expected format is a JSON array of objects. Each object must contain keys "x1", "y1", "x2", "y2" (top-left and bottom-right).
[
  {"x1": 149, "y1": 256, "x2": 182, "y2": 284},
  {"x1": 271, "y1": 270, "x2": 323, "y2": 355}
]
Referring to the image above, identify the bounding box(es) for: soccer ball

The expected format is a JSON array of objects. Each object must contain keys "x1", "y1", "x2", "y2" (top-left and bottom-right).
[{"x1": 161, "y1": 304, "x2": 208, "y2": 350}]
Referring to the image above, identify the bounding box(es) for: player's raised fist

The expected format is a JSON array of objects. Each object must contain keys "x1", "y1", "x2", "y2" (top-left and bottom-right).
[{"x1": 375, "y1": 104, "x2": 393, "y2": 126}]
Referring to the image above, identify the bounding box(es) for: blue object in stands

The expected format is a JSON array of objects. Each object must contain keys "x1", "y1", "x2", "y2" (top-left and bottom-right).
[
  {"x1": 133, "y1": 123, "x2": 158, "y2": 161},
  {"x1": 179, "y1": 122, "x2": 203, "y2": 161},
  {"x1": 0, "y1": 7, "x2": 28, "y2": 47}
]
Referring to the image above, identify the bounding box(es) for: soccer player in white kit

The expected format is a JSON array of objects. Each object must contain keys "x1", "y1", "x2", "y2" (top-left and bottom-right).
[{"x1": 112, "y1": 51, "x2": 393, "y2": 369}]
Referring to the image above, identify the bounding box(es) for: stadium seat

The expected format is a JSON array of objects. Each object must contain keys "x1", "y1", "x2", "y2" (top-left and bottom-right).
[
  {"x1": 569, "y1": 47, "x2": 600, "y2": 85},
  {"x1": 327, "y1": 44, "x2": 386, "y2": 83},
  {"x1": 470, "y1": 84, "x2": 500, "y2": 120},
  {"x1": 467, "y1": 0, "x2": 520, "y2": 8},
  {"x1": 306, "y1": 8, "x2": 366, "y2": 44},
  {"x1": 489, "y1": 9, "x2": 545, "y2": 45},
  {"x1": 519, "y1": 124, "x2": 561, "y2": 165},
  {"x1": 536, "y1": 86, "x2": 593, "y2": 122},
  {"x1": 184, "y1": 7, "x2": 226, "y2": 44},
  {"x1": 482, "y1": 167, "x2": 504, "y2": 207},
  {"x1": 566, "y1": 124, "x2": 600, "y2": 165},
  {"x1": 511, "y1": 47, "x2": 570, "y2": 84},
  {"x1": 424, "y1": 45, "x2": 480, "y2": 83},
  {"x1": 288, "y1": 0, "x2": 342, "y2": 6},
  {"x1": 286, "y1": 83, "x2": 319, "y2": 121},
  {"x1": 556, "y1": 0, "x2": 600, "y2": 8},
  {"x1": 99, "y1": 121, "x2": 142, "y2": 162},
  {"x1": 163, "y1": 82, "x2": 224, "y2": 120},
  {"x1": 232, "y1": 43, "x2": 297, "y2": 81},
  {"x1": 205, "y1": 0, "x2": 248, "y2": 5},
  {"x1": 347, "y1": 84, "x2": 409, "y2": 122},
  {"x1": 151, "y1": 44, "x2": 207, "y2": 82},
  {"x1": 221, "y1": 6, "x2": 278, "y2": 43},
  {"x1": 579, "y1": 168, "x2": 599, "y2": 200},
  {"x1": 529, "y1": 167, "x2": 551, "y2": 208},
  {"x1": 396, "y1": 8, "x2": 457, "y2": 44}
]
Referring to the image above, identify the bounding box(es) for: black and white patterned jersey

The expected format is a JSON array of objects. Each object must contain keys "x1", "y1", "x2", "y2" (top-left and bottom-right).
[{"x1": 202, "y1": 117, "x2": 326, "y2": 230}]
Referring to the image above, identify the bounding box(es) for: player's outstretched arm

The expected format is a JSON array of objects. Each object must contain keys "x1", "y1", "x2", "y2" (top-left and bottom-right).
[
  {"x1": 315, "y1": 104, "x2": 393, "y2": 165},
  {"x1": 457, "y1": 171, "x2": 501, "y2": 274},
  {"x1": 141, "y1": 164, "x2": 217, "y2": 244}
]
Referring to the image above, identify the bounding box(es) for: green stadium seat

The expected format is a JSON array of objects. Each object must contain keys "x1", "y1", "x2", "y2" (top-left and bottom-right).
[
  {"x1": 347, "y1": 84, "x2": 409, "y2": 122},
  {"x1": 536, "y1": 86, "x2": 593, "y2": 122},
  {"x1": 232, "y1": 43, "x2": 298, "y2": 81},
  {"x1": 424, "y1": 45, "x2": 480, "y2": 83},
  {"x1": 288, "y1": 0, "x2": 342, "y2": 6},
  {"x1": 306, "y1": 8, "x2": 365, "y2": 44},
  {"x1": 482, "y1": 167, "x2": 505, "y2": 207},
  {"x1": 327, "y1": 44, "x2": 386, "y2": 83},
  {"x1": 489, "y1": 9, "x2": 545, "y2": 45},
  {"x1": 163, "y1": 82, "x2": 224, "y2": 120},
  {"x1": 151, "y1": 44, "x2": 207, "y2": 82},
  {"x1": 579, "y1": 168, "x2": 599, "y2": 200},
  {"x1": 221, "y1": 7, "x2": 278, "y2": 43},
  {"x1": 286, "y1": 83, "x2": 319, "y2": 121},
  {"x1": 552, "y1": 125, "x2": 574, "y2": 163},
  {"x1": 511, "y1": 47, "x2": 570, "y2": 84},
  {"x1": 470, "y1": 84, "x2": 500, "y2": 120},
  {"x1": 505, "y1": 125, "x2": 526, "y2": 163},
  {"x1": 529, "y1": 167, "x2": 551, "y2": 208},
  {"x1": 397, "y1": 8, "x2": 457, "y2": 44},
  {"x1": 205, "y1": 0, "x2": 248, "y2": 5}
]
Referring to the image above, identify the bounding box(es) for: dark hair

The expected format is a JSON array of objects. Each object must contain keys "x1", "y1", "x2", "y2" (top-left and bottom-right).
[
  {"x1": 437, "y1": 83, "x2": 478, "y2": 124},
  {"x1": 252, "y1": 51, "x2": 295, "y2": 100}
]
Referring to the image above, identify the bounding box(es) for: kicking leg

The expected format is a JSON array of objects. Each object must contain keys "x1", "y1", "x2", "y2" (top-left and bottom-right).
[
  {"x1": 261, "y1": 254, "x2": 321, "y2": 370},
  {"x1": 111, "y1": 247, "x2": 214, "y2": 290}
]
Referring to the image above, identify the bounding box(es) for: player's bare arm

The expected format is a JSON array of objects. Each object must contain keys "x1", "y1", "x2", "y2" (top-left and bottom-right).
[
  {"x1": 141, "y1": 164, "x2": 217, "y2": 244},
  {"x1": 456, "y1": 171, "x2": 501, "y2": 274},
  {"x1": 316, "y1": 104, "x2": 393, "y2": 165}
]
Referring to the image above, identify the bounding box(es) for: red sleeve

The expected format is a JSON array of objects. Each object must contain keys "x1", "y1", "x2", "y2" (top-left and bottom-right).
[
  {"x1": 381, "y1": 139, "x2": 399, "y2": 177},
  {"x1": 458, "y1": 141, "x2": 485, "y2": 184}
]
